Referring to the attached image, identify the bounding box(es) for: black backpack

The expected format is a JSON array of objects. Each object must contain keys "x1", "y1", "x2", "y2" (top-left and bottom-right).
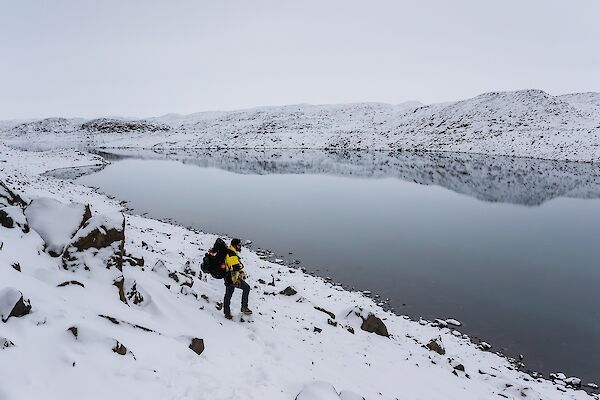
[{"x1": 201, "y1": 238, "x2": 227, "y2": 279}]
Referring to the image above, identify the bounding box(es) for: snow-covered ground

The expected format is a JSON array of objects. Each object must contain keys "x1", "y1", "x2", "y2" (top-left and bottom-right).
[
  {"x1": 2, "y1": 89, "x2": 600, "y2": 162},
  {"x1": 1, "y1": 146, "x2": 598, "y2": 400}
]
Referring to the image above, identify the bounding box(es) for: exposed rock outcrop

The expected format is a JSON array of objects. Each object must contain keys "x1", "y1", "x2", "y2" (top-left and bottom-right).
[{"x1": 62, "y1": 213, "x2": 126, "y2": 271}]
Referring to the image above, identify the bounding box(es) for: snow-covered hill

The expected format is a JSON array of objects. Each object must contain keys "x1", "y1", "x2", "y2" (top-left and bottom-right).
[
  {"x1": 1, "y1": 146, "x2": 598, "y2": 400},
  {"x1": 2, "y1": 89, "x2": 599, "y2": 162}
]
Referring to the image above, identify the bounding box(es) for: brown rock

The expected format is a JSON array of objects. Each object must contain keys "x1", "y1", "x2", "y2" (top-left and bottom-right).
[
  {"x1": 189, "y1": 338, "x2": 205, "y2": 355},
  {"x1": 279, "y1": 286, "x2": 297, "y2": 296},
  {"x1": 112, "y1": 340, "x2": 127, "y2": 355},
  {"x1": 113, "y1": 276, "x2": 128, "y2": 305},
  {"x1": 425, "y1": 337, "x2": 446, "y2": 355},
  {"x1": 360, "y1": 313, "x2": 389, "y2": 337}
]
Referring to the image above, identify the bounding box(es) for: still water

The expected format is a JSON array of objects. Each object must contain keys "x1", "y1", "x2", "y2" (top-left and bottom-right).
[{"x1": 76, "y1": 149, "x2": 600, "y2": 383}]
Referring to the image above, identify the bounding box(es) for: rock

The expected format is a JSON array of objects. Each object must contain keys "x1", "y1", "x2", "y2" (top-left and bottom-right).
[
  {"x1": 67, "y1": 326, "x2": 78, "y2": 339},
  {"x1": 112, "y1": 340, "x2": 128, "y2": 356},
  {"x1": 258, "y1": 278, "x2": 266, "y2": 284},
  {"x1": 0, "y1": 288, "x2": 32, "y2": 323},
  {"x1": 0, "y1": 206, "x2": 29, "y2": 233},
  {"x1": 183, "y1": 260, "x2": 195, "y2": 276},
  {"x1": 189, "y1": 338, "x2": 205, "y2": 355},
  {"x1": 433, "y1": 319, "x2": 448, "y2": 328},
  {"x1": 126, "y1": 280, "x2": 145, "y2": 305},
  {"x1": 1, "y1": 337, "x2": 15, "y2": 349},
  {"x1": 478, "y1": 341, "x2": 492, "y2": 351},
  {"x1": 564, "y1": 377, "x2": 582, "y2": 387},
  {"x1": 11, "y1": 263, "x2": 21, "y2": 272},
  {"x1": 360, "y1": 313, "x2": 389, "y2": 337},
  {"x1": 313, "y1": 326, "x2": 322, "y2": 333},
  {"x1": 124, "y1": 255, "x2": 144, "y2": 267},
  {"x1": 445, "y1": 318, "x2": 462, "y2": 326},
  {"x1": 425, "y1": 337, "x2": 446, "y2": 355},
  {"x1": 62, "y1": 213, "x2": 126, "y2": 271},
  {"x1": 280, "y1": 286, "x2": 297, "y2": 296},
  {"x1": 454, "y1": 364, "x2": 465, "y2": 372},
  {"x1": 314, "y1": 306, "x2": 336, "y2": 320},
  {"x1": 327, "y1": 319, "x2": 337, "y2": 327},
  {"x1": 113, "y1": 276, "x2": 128, "y2": 305},
  {"x1": 57, "y1": 280, "x2": 85, "y2": 288},
  {"x1": 346, "y1": 326, "x2": 355, "y2": 334}
]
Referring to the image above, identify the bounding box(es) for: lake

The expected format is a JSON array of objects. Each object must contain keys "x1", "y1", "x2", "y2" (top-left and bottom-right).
[{"x1": 73, "y1": 148, "x2": 600, "y2": 384}]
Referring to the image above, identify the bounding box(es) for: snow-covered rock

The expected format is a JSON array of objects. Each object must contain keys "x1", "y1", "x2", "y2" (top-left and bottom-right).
[
  {"x1": 445, "y1": 318, "x2": 462, "y2": 327},
  {"x1": 0, "y1": 288, "x2": 31, "y2": 322},
  {"x1": 24, "y1": 197, "x2": 89, "y2": 256},
  {"x1": 0, "y1": 206, "x2": 29, "y2": 232}
]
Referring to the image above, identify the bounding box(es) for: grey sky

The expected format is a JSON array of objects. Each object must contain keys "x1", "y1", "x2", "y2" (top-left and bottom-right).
[{"x1": 1, "y1": 0, "x2": 599, "y2": 119}]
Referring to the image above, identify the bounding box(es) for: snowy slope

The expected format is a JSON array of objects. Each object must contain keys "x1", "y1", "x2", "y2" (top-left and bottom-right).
[
  {"x1": 1, "y1": 146, "x2": 598, "y2": 400},
  {"x1": 2, "y1": 89, "x2": 599, "y2": 161}
]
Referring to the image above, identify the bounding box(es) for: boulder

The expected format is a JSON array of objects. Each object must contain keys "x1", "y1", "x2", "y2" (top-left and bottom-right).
[
  {"x1": 189, "y1": 338, "x2": 205, "y2": 355},
  {"x1": 0, "y1": 288, "x2": 32, "y2": 322},
  {"x1": 425, "y1": 337, "x2": 446, "y2": 355},
  {"x1": 280, "y1": 286, "x2": 298, "y2": 296},
  {"x1": 24, "y1": 198, "x2": 90, "y2": 256},
  {"x1": 360, "y1": 313, "x2": 389, "y2": 337},
  {"x1": 62, "y1": 212, "x2": 125, "y2": 271},
  {"x1": 0, "y1": 206, "x2": 29, "y2": 232}
]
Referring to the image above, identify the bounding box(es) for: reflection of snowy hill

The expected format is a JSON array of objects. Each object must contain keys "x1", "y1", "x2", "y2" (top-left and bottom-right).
[
  {"x1": 78, "y1": 149, "x2": 600, "y2": 206},
  {"x1": 3, "y1": 90, "x2": 600, "y2": 162}
]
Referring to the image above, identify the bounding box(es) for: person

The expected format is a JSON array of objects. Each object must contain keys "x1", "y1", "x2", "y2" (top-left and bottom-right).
[{"x1": 223, "y1": 238, "x2": 252, "y2": 319}]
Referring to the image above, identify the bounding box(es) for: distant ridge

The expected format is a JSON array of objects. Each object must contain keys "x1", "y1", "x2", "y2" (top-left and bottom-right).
[{"x1": 1, "y1": 89, "x2": 599, "y2": 162}]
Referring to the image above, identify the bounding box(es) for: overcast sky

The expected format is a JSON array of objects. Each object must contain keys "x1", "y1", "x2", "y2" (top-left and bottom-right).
[{"x1": 1, "y1": 0, "x2": 599, "y2": 119}]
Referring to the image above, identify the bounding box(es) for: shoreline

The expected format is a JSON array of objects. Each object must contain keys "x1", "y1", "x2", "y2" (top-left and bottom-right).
[{"x1": 1, "y1": 143, "x2": 598, "y2": 399}]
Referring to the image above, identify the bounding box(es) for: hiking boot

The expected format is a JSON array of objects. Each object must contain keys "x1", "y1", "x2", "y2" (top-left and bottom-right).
[
  {"x1": 241, "y1": 307, "x2": 253, "y2": 315},
  {"x1": 224, "y1": 312, "x2": 233, "y2": 320}
]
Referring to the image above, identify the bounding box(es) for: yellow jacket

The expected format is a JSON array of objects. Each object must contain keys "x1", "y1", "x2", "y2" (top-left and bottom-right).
[{"x1": 225, "y1": 245, "x2": 244, "y2": 284}]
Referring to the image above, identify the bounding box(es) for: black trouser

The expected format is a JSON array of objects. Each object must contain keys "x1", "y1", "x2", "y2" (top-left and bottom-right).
[{"x1": 224, "y1": 279, "x2": 250, "y2": 315}]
